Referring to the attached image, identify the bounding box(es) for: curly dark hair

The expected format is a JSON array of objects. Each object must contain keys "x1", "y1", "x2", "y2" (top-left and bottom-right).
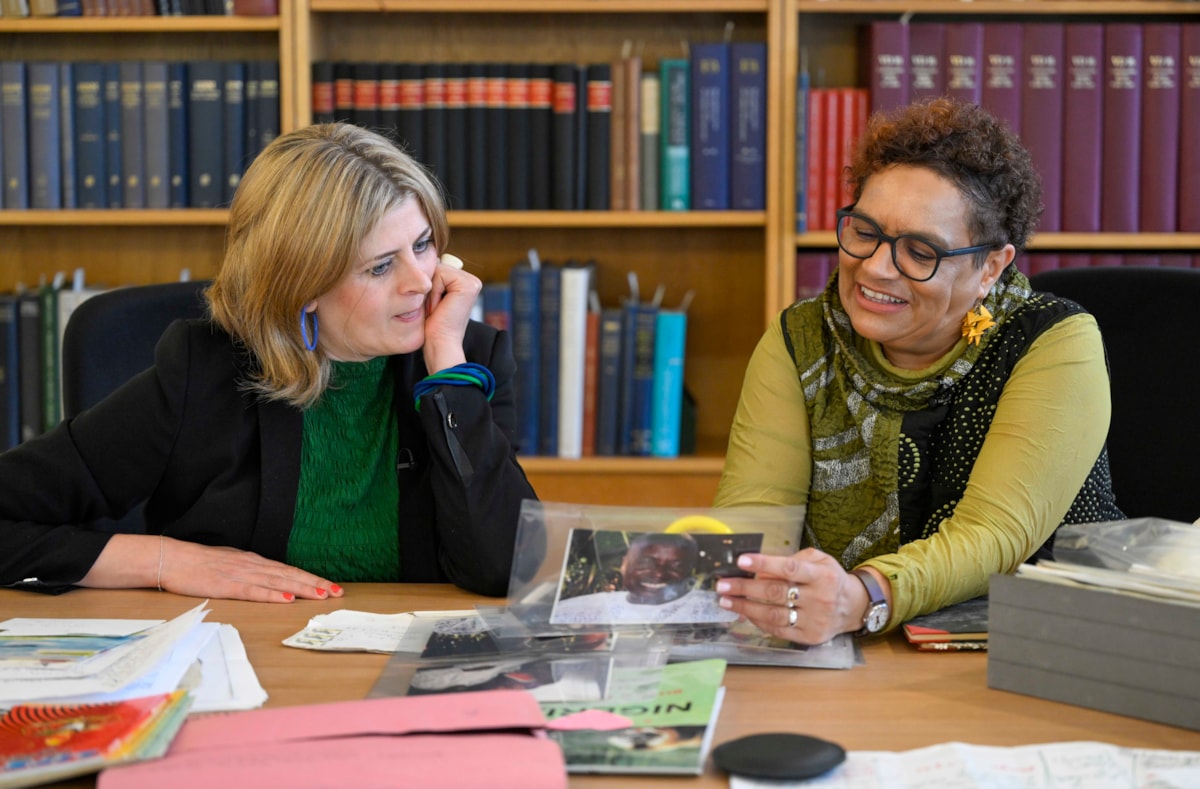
[{"x1": 845, "y1": 97, "x2": 1043, "y2": 257}]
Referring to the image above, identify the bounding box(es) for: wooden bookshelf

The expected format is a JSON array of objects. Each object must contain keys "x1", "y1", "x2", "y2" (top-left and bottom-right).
[
  {"x1": 777, "y1": 0, "x2": 1200, "y2": 309},
  {"x1": 2, "y1": 0, "x2": 1197, "y2": 507}
]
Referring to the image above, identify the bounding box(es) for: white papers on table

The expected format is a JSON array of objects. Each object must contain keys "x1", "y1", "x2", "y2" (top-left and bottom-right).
[
  {"x1": 191, "y1": 624, "x2": 268, "y2": 712},
  {"x1": 0, "y1": 603, "x2": 267, "y2": 712},
  {"x1": 282, "y1": 609, "x2": 475, "y2": 653},
  {"x1": 0, "y1": 602, "x2": 209, "y2": 703},
  {"x1": 730, "y1": 741, "x2": 1200, "y2": 789}
]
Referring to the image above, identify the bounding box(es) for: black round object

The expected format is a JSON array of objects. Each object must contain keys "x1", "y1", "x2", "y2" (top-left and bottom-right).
[{"x1": 712, "y1": 732, "x2": 847, "y2": 780}]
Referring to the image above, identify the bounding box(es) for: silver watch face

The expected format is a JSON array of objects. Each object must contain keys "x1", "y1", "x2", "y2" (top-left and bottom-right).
[{"x1": 865, "y1": 603, "x2": 888, "y2": 633}]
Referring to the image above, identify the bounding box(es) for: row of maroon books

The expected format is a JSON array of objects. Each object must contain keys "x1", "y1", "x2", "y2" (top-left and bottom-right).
[
  {"x1": 861, "y1": 20, "x2": 1200, "y2": 234},
  {"x1": 796, "y1": 252, "x2": 1200, "y2": 301}
]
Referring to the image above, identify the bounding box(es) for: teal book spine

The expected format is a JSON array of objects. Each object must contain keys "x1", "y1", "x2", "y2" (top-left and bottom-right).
[
  {"x1": 658, "y1": 58, "x2": 690, "y2": 210},
  {"x1": 650, "y1": 309, "x2": 687, "y2": 458}
]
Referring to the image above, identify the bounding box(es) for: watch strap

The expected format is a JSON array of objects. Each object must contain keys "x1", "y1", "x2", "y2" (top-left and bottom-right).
[{"x1": 851, "y1": 568, "x2": 887, "y2": 635}]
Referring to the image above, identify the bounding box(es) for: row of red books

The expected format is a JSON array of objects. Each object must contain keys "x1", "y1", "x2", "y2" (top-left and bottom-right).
[
  {"x1": 796, "y1": 252, "x2": 1200, "y2": 301},
  {"x1": 861, "y1": 20, "x2": 1200, "y2": 234}
]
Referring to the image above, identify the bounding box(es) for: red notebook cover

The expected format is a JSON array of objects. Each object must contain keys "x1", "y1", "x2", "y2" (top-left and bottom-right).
[
  {"x1": 1062, "y1": 23, "x2": 1104, "y2": 232},
  {"x1": 909, "y1": 22, "x2": 945, "y2": 101},
  {"x1": 1183, "y1": 24, "x2": 1200, "y2": 232},
  {"x1": 944, "y1": 22, "x2": 984, "y2": 105},
  {"x1": 1141, "y1": 23, "x2": 1183, "y2": 232},
  {"x1": 981, "y1": 22, "x2": 1023, "y2": 134},
  {"x1": 863, "y1": 20, "x2": 909, "y2": 115},
  {"x1": 1022, "y1": 23, "x2": 1064, "y2": 232},
  {"x1": 1101, "y1": 23, "x2": 1143, "y2": 232}
]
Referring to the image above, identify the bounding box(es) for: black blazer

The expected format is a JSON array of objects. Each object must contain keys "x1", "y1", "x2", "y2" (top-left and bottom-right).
[{"x1": 0, "y1": 319, "x2": 537, "y2": 596}]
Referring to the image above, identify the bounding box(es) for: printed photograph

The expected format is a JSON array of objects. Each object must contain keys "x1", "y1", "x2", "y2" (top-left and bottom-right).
[
  {"x1": 406, "y1": 655, "x2": 611, "y2": 703},
  {"x1": 548, "y1": 529, "x2": 763, "y2": 626}
]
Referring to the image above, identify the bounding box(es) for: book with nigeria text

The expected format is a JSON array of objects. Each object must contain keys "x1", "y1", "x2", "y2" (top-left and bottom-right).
[{"x1": 540, "y1": 658, "x2": 726, "y2": 775}]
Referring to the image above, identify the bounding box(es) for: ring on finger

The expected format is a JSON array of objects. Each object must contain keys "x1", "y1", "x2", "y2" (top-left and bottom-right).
[
  {"x1": 787, "y1": 608, "x2": 799, "y2": 627},
  {"x1": 786, "y1": 585, "x2": 800, "y2": 609}
]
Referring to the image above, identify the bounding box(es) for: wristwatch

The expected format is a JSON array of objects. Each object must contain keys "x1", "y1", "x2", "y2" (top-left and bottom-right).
[{"x1": 851, "y1": 568, "x2": 889, "y2": 636}]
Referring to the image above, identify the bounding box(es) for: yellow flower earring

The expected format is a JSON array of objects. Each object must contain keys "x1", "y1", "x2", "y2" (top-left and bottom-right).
[{"x1": 961, "y1": 301, "x2": 996, "y2": 345}]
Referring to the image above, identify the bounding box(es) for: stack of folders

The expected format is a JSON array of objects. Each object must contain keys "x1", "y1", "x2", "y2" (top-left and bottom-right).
[{"x1": 987, "y1": 517, "x2": 1200, "y2": 732}]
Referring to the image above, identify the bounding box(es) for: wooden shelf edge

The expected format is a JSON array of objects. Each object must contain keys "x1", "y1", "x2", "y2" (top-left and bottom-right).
[
  {"x1": 796, "y1": 232, "x2": 1200, "y2": 251},
  {"x1": 0, "y1": 17, "x2": 280, "y2": 33},
  {"x1": 519, "y1": 455, "x2": 726, "y2": 475},
  {"x1": 448, "y1": 210, "x2": 765, "y2": 228},
  {"x1": 0, "y1": 210, "x2": 766, "y2": 229},
  {"x1": 0, "y1": 209, "x2": 229, "y2": 226},
  {"x1": 312, "y1": 0, "x2": 769, "y2": 13},
  {"x1": 795, "y1": 0, "x2": 1200, "y2": 15}
]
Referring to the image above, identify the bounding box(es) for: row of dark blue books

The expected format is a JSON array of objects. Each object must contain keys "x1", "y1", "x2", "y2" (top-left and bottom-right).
[
  {"x1": 0, "y1": 59, "x2": 279, "y2": 211},
  {"x1": 476, "y1": 252, "x2": 692, "y2": 459}
]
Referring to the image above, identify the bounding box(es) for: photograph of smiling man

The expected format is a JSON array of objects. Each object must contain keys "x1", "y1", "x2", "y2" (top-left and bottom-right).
[{"x1": 549, "y1": 530, "x2": 762, "y2": 626}]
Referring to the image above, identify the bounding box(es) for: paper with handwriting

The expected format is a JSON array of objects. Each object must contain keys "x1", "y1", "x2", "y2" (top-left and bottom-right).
[{"x1": 730, "y1": 741, "x2": 1200, "y2": 788}]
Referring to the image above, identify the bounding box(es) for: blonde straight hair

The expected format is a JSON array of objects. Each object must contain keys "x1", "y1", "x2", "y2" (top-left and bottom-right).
[{"x1": 207, "y1": 123, "x2": 449, "y2": 409}]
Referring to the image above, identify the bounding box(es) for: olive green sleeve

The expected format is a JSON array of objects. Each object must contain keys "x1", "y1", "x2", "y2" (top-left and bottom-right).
[
  {"x1": 863, "y1": 313, "x2": 1111, "y2": 627},
  {"x1": 714, "y1": 316, "x2": 813, "y2": 510}
]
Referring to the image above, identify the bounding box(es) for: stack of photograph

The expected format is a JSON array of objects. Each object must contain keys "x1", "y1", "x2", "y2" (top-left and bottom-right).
[{"x1": 284, "y1": 501, "x2": 860, "y2": 775}]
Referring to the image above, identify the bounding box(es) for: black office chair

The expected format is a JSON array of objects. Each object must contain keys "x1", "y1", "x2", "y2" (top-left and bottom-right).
[
  {"x1": 1029, "y1": 266, "x2": 1200, "y2": 523},
  {"x1": 60, "y1": 279, "x2": 211, "y2": 533},
  {"x1": 61, "y1": 280, "x2": 210, "y2": 417}
]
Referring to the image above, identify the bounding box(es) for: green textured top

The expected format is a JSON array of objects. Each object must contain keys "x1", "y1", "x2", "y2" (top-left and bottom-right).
[{"x1": 288, "y1": 357, "x2": 401, "y2": 581}]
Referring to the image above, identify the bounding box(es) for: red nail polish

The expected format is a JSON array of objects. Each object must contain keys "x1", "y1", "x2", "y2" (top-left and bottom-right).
[
  {"x1": 316, "y1": 587, "x2": 328, "y2": 597},
  {"x1": 282, "y1": 592, "x2": 295, "y2": 602},
  {"x1": 330, "y1": 584, "x2": 343, "y2": 594}
]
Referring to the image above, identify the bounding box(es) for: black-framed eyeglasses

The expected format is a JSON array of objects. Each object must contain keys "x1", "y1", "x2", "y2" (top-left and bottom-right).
[{"x1": 835, "y1": 206, "x2": 998, "y2": 282}]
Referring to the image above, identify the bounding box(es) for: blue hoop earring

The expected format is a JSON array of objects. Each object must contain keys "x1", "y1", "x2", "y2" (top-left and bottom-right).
[{"x1": 300, "y1": 310, "x2": 318, "y2": 351}]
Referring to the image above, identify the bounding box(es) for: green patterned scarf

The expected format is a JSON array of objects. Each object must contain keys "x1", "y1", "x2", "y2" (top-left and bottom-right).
[{"x1": 784, "y1": 265, "x2": 1033, "y2": 567}]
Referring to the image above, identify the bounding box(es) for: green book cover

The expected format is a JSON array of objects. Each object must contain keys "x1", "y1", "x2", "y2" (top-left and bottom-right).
[
  {"x1": 540, "y1": 658, "x2": 726, "y2": 774},
  {"x1": 658, "y1": 57, "x2": 690, "y2": 211}
]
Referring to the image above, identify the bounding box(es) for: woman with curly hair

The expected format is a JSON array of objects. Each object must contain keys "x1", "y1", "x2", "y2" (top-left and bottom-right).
[{"x1": 713, "y1": 98, "x2": 1122, "y2": 644}]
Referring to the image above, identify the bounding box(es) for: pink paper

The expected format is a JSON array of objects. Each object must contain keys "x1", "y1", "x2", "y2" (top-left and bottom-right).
[
  {"x1": 99, "y1": 733, "x2": 566, "y2": 789},
  {"x1": 546, "y1": 709, "x2": 635, "y2": 731}
]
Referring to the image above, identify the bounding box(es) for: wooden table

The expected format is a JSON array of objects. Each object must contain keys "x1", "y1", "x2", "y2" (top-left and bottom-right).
[{"x1": 4, "y1": 585, "x2": 1197, "y2": 787}]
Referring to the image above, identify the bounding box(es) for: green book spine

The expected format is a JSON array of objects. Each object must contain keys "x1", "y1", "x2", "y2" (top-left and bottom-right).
[{"x1": 658, "y1": 58, "x2": 690, "y2": 211}]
